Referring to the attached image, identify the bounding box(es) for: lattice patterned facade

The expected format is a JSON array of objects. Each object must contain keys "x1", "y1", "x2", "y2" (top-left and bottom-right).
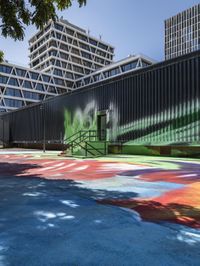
[
  {"x1": 165, "y1": 3, "x2": 200, "y2": 60},
  {"x1": 0, "y1": 63, "x2": 67, "y2": 112},
  {"x1": 0, "y1": 19, "x2": 115, "y2": 112},
  {"x1": 73, "y1": 54, "x2": 155, "y2": 89},
  {"x1": 29, "y1": 19, "x2": 114, "y2": 82}
]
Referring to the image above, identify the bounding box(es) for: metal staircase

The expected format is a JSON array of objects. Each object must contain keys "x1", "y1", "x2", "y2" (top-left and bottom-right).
[{"x1": 63, "y1": 130, "x2": 107, "y2": 157}]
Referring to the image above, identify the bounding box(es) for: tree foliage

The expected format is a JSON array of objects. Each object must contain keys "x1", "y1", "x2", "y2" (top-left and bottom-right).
[
  {"x1": 0, "y1": 50, "x2": 3, "y2": 62},
  {"x1": 0, "y1": 0, "x2": 87, "y2": 41}
]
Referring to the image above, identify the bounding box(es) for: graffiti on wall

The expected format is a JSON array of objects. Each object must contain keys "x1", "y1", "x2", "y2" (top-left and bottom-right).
[
  {"x1": 64, "y1": 100, "x2": 119, "y2": 141},
  {"x1": 64, "y1": 100, "x2": 97, "y2": 140},
  {"x1": 63, "y1": 97, "x2": 200, "y2": 147}
]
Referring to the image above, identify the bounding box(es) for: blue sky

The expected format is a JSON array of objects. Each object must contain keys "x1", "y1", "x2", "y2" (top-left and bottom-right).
[{"x1": 0, "y1": 0, "x2": 200, "y2": 66}]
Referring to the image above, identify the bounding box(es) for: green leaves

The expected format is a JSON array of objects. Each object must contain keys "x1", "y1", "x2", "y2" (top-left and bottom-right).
[
  {"x1": 0, "y1": 0, "x2": 87, "y2": 41},
  {"x1": 0, "y1": 50, "x2": 4, "y2": 63}
]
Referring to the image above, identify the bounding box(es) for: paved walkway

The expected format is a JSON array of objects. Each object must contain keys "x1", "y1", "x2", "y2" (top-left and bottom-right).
[{"x1": 0, "y1": 149, "x2": 200, "y2": 265}]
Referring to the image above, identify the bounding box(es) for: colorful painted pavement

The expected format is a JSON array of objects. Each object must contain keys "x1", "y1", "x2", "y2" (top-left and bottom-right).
[
  {"x1": 1, "y1": 151, "x2": 200, "y2": 265},
  {"x1": 0, "y1": 152, "x2": 200, "y2": 229}
]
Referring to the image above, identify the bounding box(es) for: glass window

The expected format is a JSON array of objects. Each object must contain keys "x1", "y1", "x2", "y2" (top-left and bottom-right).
[
  {"x1": 30, "y1": 72, "x2": 39, "y2": 80},
  {"x1": 66, "y1": 28, "x2": 74, "y2": 36},
  {"x1": 60, "y1": 43, "x2": 68, "y2": 51},
  {"x1": 109, "y1": 68, "x2": 120, "y2": 76},
  {"x1": 54, "y1": 23, "x2": 63, "y2": 32},
  {"x1": 4, "y1": 98, "x2": 24, "y2": 108},
  {"x1": 66, "y1": 81, "x2": 73, "y2": 87},
  {"x1": 42, "y1": 75, "x2": 50, "y2": 83},
  {"x1": 56, "y1": 32, "x2": 61, "y2": 39},
  {"x1": 48, "y1": 86, "x2": 56, "y2": 93},
  {"x1": 23, "y1": 80, "x2": 32, "y2": 89},
  {"x1": 77, "y1": 33, "x2": 87, "y2": 42},
  {"x1": 81, "y1": 51, "x2": 91, "y2": 60},
  {"x1": 0, "y1": 65, "x2": 12, "y2": 74},
  {"x1": 36, "y1": 83, "x2": 44, "y2": 91},
  {"x1": 16, "y1": 68, "x2": 26, "y2": 77},
  {"x1": 66, "y1": 72, "x2": 73, "y2": 79},
  {"x1": 94, "y1": 74, "x2": 101, "y2": 82},
  {"x1": 8, "y1": 78, "x2": 19, "y2": 86},
  {"x1": 53, "y1": 69, "x2": 62, "y2": 76},
  {"x1": 5, "y1": 88, "x2": 21, "y2": 97},
  {"x1": 98, "y1": 43, "x2": 108, "y2": 51},
  {"x1": 89, "y1": 38, "x2": 97, "y2": 46},
  {"x1": 49, "y1": 50, "x2": 57, "y2": 57},
  {"x1": 121, "y1": 61, "x2": 137, "y2": 72},
  {"x1": 57, "y1": 88, "x2": 66, "y2": 94},
  {"x1": 23, "y1": 91, "x2": 39, "y2": 100},
  {"x1": 54, "y1": 78, "x2": 64, "y2": 86},
  {"x1": 0, "y1": 76, "x2": 8, "y2": 84}
]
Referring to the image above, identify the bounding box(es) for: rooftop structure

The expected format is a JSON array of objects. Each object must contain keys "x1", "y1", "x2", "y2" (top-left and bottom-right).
[{"x1": 73, "y1": 54, "x2": 155, "y2": 89}]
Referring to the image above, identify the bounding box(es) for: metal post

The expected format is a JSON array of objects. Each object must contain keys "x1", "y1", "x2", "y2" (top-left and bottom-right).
[
  {"x1": 43, "y1": 105, "x2": 46, "y2": 153},
  {"x1": 40, "y1": 104, "x2": 46, "y2": 153}
]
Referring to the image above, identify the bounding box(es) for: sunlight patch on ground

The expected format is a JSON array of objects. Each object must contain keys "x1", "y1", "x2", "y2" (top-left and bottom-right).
[
  {"x1": 23, "y1": 192, "x2": 44, "y2": 197},
  {"x1": 176, "y1": 229, "x2": 200, "y2": 245},
  {"x1": 60, "y1": 215, "x2": 75, "y2": 220},
  {"x1": 60, "y1": 200, "x2": 79, "y2": 208},
  {"x1": 78, "y1": 175, "x2": 184, "y2": 199}
]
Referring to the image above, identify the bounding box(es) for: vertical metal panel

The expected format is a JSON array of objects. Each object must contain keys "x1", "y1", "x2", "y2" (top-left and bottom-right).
[{"x1": 2, "y1": 52, "x2": 200, "y2": 146}]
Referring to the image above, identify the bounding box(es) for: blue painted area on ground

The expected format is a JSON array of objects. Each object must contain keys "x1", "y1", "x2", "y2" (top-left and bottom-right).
[{"x1": 0, "y1": 176, "x2": 200, "y2": 266}]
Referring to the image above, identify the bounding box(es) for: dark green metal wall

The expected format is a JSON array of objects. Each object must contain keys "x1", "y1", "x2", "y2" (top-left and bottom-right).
[{"x1": 1, "y1": 50, "x2": 200, "y2": 146}]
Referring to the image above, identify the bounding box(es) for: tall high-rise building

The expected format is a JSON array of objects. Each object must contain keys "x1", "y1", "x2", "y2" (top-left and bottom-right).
[
  {"x1": 0, "y1": 19, "x2": 155, "y2": 113},
  {"x1": 29, "y1": 18, "x2": 114, "y2": 88},
  {"x1": 165, "y1": 3, "x2": 200, "y2": 60},
  {"x1": 0, "y1": 19, "x2": 115, "y2": 112}
]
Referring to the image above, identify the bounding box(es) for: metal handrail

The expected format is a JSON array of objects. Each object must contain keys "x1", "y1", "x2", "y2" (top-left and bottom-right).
[
  {"x1": 85, "y1": 141, "x2": 106, "y2": 157},
  {"x1": 63, "y1": 129, "x2": 107, "y2": 157},
  {"x1": 63, "y1": 130, "x2": 97, "y2": 143}
]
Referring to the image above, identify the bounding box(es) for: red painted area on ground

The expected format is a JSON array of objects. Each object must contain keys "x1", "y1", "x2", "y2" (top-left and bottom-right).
[
  {"x1": 0, "y1": 156, "x2": 135, "y2": 180},
  {"x1": 140, "y1": 171, "x2": 200, "y2": 184},
  {"x1": 1, "y1": 154, "x2": 200, "y2": 229},
  {"x1": 99, "y1": 197, "x2": 200, "y2": 229}
]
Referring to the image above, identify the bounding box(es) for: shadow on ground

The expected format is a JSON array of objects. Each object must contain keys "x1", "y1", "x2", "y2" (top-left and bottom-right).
[{"x1": 0, "y1": 161, "x2": 200, "y2": 266}]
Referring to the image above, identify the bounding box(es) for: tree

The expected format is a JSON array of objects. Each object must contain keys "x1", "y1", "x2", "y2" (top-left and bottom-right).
[
  {"x1": 0, "y1": 0, "x2": 87, "y2": 41},
  {"x1": 0, "y1": 50, "x2": 3, "y2": 62}
]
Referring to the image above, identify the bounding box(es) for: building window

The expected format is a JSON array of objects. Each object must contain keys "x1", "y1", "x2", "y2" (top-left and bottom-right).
[
  {"x1": 8, "y1": 78, "x2": 19, "y2": 86},
  {"x1": 54, "y1": 78, "x2": 64, "y2": 86},
  {"x1": 4, "y1": 98, "x2": 24, "y2": 108},
  {"x1": 54, "y1": 23, "x2": 63, "y2": 32},
  {"x1": 89, "y1": 38, "x2": 97, "y2": 46},
  {"x1": 53, "y1": 69, "x2": 62, "y2": 76},
  {"x1": 16, "y1": 68, "x2": 26, "y2": 77},
  {"x1": 36, "y1": 83, "x2": 44, "y2": 91},
  {"x1": 0, "y1": 76, "x2": 8, "y2": 84},
  {"x1": 0, "y1": 65, "x2": 12, "y2": 74},
  {"x1": 5, "y1": 88, "x2": 21, "y2": 97},
  {"x1": 66, "y1": 28, "x2": 74, "y2": 36},
  {"x1": 121, "y1": 61, "x2": 137, "y2": 72},
  {"x1": 42, "y1": 75, "x2": 50, "y2": 83},
  {"x1": 98, "y1": 43, "x2": 108, "y2": 51},
  {"x1": 30, "y1": 72, "x2": 39, "y2": 80},
  {"x1": 23, "y1": 91, "x2": 39, "y2": 100},
  {"x1": 77, "y1": 33, "x2": 87, "y2": 42}
]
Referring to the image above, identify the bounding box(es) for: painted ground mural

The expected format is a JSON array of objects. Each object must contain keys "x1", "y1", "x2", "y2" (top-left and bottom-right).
[
  {"x1": 0, "y1": 153, "x2": 200, "y2": 229},
  {"x1": 1, "y1": 152, "x2": 200, "y2": 264}
]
